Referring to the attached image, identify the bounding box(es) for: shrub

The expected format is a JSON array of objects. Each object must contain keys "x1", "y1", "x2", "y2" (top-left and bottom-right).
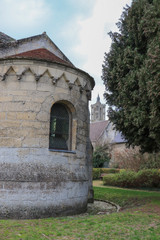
[
  {"x1": 136, "y1": 169, "x2": 160, "y2": 188},
  {"x1": 111, "y1": 148, "x2": 145, "y2": 171},
  {"x1": 103, "y1": 169, "x2": 160, "y2": 189},
  {"x1": 117, "y1": 171, "x2": 137, "y2": 188},
  {"x1": 103, "y1": 171, "x2": 136, "y2": 188},
  {"x1": 93, "y1": 144, "x2": 110, "y2": 168},
  {"x1": 93, "y1": 168, "x2": 101, "y2": 180},
  {"x1": 140, "y1": 154, "x2": 160, "y2": 170},
  {"x1": 103, "y1": 174, "x2": 118, "y2": 186},
  {"x1": 119, "y1": 169, "x2": 126, "y2": 173},
  {"x1": 100, "y1": 168, "x2": 120, "y2": 174},
  {"x1": 111, "y1": 148, "x2": 160, "y2": 172},
  {"x1": 93, "y1": 168, "x2": 121, "y2": 180}
]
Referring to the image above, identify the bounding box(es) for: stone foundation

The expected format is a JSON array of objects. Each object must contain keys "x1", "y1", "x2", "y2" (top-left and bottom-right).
[{"x1": 0, "y1": 147, "x2": 89, "y2": 219}]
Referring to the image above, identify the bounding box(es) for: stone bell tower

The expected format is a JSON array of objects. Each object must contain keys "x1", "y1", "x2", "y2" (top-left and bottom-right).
[{"x1": 91, "y1": 94, "x2": 106, "y2": 122}]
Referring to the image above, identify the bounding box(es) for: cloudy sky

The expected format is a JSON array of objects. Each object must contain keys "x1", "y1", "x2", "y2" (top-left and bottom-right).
[{"x1": 0, "y1": 0, "x2": 132, "y2": 109}]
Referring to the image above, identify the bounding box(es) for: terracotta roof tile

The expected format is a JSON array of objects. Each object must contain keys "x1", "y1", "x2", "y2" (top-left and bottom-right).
[
  {"x1": 90, "y1": 120, "x2": 108, "y2": 142},
  {"x1": 9, "y1": 48, "x2": 73, "y2": 67}
]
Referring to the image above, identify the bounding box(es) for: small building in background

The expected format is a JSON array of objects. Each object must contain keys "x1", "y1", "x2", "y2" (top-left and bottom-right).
[{"x1": 90, "y1": 96, "x2": 127, "y2": 165}]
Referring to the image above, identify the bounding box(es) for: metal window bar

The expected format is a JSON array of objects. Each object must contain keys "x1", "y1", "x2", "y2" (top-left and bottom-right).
[{"x1": 49, "y1": 103, "x2": 69, "y2": 150}]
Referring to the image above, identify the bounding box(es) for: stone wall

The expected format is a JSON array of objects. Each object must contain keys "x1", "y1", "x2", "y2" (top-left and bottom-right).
[
  {"x1": 0, "y1": 33, "x2": 71, "y2": 63},
  {"x1": 0, "y1": 59, "x2": 94, "y2": 218}
]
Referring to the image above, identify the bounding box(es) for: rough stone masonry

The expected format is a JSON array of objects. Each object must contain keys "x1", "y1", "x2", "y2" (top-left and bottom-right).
[{"x1": 0, "y1": 32, "x2": 95, "y2": 219}]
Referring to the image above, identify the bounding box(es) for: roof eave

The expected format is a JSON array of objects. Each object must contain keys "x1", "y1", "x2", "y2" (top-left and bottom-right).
[
  {"x1": 0, "y1": 56, "x2": 95, "y2": 89},
  {"x1": 0, "y1": 32, "x2": 74, "y2": 66}
]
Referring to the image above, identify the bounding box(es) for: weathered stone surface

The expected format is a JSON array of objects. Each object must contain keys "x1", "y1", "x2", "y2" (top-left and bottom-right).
[
  {"x1": 21, "y1": 121, "x2": 42, "y2": 129},
  {"x1": 7, "y1": 112, "x2": 16, "y2": 120},
  {"x1": 36, "y1": 111, "x2": 49, "y2": 122},
  {"x1": 0, "y1": 112, "x2": 6, "y2": 120},
  {"x1": 0, "y1": 198, "x2": 87, "y2": 219},
  {"x1": 0, "y1": 137, "x2": 21, "y2": 147},
  {"x1": 0, "y1": 58, "x2": 94, "y2": 219},
  {"x1": 16, "y1": 112, "x2": 36, "y2": 120}
]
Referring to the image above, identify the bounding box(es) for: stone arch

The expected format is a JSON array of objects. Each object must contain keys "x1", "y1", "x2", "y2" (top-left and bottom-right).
[
  {"x1": 74, "y1": 77, "x2": 82, "y2": 87},
  {"x1": 54, "y1": 73, "x2": 71, "y2": 89},
  {"x1": 17, "y1": 67, "x2": 36, "y2": 81},
  {"x1": 49, "y1": 102, "x2": 70, "y2": 150},
  {"x1": 45, "y1": 94, "x2": 77, "y2": 113},
  {"x1": 74, "y1": 77, "x2": 83, "y2": 93},
  {"x1": 2, "y1": 66, "x2": 16, "y2": 81},
  {"x1": 41, "y1": 69, "x2": 52, "y2": 78},
  {"x1": 55, "y1": 99, "x2": 76, "y2": 118},
  {"x1": 37, "y1": 94, "x2": 77, "y2": 151},
  {"x1": 37, "y1": 69, "x2": 56, "y2": 84},
  {"x1": 59, "y1": 73, "x2": 69, "y2": 83},
  {"x1": 47, "y1": 97, "x2": 77, "y2": 151},
  {"x1": 48, "y1": 98, "x2": 77, "y2": 151}
]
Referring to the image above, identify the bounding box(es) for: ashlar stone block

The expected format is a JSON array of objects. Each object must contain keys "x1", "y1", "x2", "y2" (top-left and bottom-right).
[{"x1": 16, "y1": 112, "x2": 36, "y2": 120}]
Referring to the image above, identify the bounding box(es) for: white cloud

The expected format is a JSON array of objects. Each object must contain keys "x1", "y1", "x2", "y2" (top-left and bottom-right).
[
  {"x1": 92, "y1": 84, "x2": 106, "y2": 103},
  {"x1": 72, "y1": 0, "x2": 132, "y2": 106},
  {"x1": 74, "y1": 0, "x2": 132, "y2": 78},
  {"x1": 0, "y1": 0, "x2": 51, "y2": 32},
  {"x1": 0, "y1": 0, "x2": 132, "y2": 110}
]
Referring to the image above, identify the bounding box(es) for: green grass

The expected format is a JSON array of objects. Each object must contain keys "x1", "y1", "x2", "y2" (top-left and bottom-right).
[
  {"x1": 0, "y1": 212, "x2": 160, "y2": 240},
  {"x1": 0, "y1": 185, "x2": 160, "y2": 239},
  {"x1": 94, "y1": 185, "x2": 160, "y2": 209}
]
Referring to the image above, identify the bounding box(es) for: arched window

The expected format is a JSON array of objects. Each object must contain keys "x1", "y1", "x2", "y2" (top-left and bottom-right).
[{"x1": 49, "y1": 103, "x2": 71, "y2": 150}]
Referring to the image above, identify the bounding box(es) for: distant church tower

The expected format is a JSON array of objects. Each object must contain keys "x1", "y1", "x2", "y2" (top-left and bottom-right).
[{"x1": 91, "y1": 94, "x2": 106, "y2": 122}]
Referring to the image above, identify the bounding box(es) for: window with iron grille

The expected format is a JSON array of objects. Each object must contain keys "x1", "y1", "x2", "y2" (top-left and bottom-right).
[{"x1": 49, "y1": 103, "x2": 70, "y2": 150}]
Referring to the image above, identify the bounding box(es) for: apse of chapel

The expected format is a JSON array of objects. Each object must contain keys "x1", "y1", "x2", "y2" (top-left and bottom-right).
[{"x1": 0, "y1": 61, "x2": 92, "y2": 96}]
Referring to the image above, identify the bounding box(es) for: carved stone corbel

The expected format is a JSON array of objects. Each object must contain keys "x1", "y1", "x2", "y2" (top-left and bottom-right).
[
  {"x1": 17, "y1": 74, "x2": 22, "y2": 81},
  {"x1": 86, "y1": 90, "x2": 91, "y2": 100},
  {"x1": 2, "y1": 73, "x2": 8, "y2": 81},
  {"x1": 51, "y1": 76, "x2": 58, "y2": 85},
  {"x1": 35, "y1": 74, "x2": 42, "y2": 81},
  {"x1": 68, "y1": 83, "x2": 74, "y2": 90},
  {"x1": 79, "y1": 86, "x2": 83, "y2": 94}
]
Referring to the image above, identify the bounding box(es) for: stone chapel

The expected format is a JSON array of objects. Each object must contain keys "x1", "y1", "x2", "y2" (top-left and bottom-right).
[{"x1": 0, "y1": 32, "x2": 95, "y2": 218}]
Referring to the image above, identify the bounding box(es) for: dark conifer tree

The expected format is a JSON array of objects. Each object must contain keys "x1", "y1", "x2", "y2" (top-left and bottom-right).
[{"x1": 102, "y1": 0, "x2": 160, "y2": 153}]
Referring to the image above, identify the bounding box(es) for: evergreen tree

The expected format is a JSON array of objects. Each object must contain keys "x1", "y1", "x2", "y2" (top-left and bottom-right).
[{"x1": 102, "y1": 0, "x2": 160, "y2": 153}]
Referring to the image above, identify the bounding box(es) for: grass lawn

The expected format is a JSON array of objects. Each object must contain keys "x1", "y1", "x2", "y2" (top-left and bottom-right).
[
  {"x1": 94, "y1": 180, "x2": 160, "y2": 210},
  {"x1": 0, "y1": 182, "x2": 160, "y2": 240}
]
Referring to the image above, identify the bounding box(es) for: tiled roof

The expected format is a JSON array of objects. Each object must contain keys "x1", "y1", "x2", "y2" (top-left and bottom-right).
[
  {"x1": 112, "y1": 131, "x2": 126, "y2": 143},
  {"x1": 9, "y1": 48, "x2": 74, "y2": 67},
  {"x1": 90, "y1": 120, "x2": 126, "y2": 144},
  {"x1": 0, "y1": 32, "x2": 95, "y2": 88},
  {"x1": 0, "y1": 32, "x2": 15, "y2": 44},
  {"x1": 90, "y1": 120, "x2": 108, "y2": 142}
]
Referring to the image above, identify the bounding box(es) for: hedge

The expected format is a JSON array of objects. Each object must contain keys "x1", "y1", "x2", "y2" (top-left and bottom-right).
[
  {"x1": 103, "y1": 169, "x2": 160, "y2": 188},
  {"x1": 101, "y1": 168, "x2": 120, "y2": 174},
  {"x1": 93, "y1": 168, "x2": 121, "y2": 180},
  {"x1": 93, "y1": 168, "x2": 101, "y2": 180},
  {"x1": 136, "y1": 169, "x2": 160, "y2": 188}
]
